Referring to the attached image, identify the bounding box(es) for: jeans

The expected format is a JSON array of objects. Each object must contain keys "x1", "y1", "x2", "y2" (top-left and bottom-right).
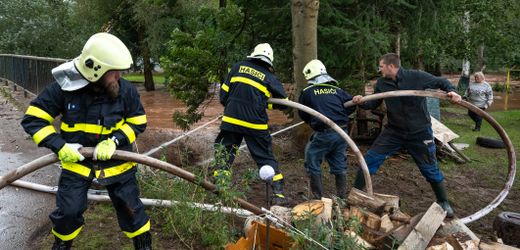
[
  {"x1": 304, "y1": 128, "x2": 348, "y2": 176},
  {"x1": 365, "y1": 126, "x2": 444, "y2": 183}
]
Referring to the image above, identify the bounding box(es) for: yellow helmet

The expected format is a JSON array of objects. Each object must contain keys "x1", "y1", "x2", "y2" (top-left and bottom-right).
[
  {"x1": 74, "y1": 32, "x2": 133, "y2": 83},
  {"x1": 302, "y1": 59, "x2": 337, "y2": 84},
  {"x1": 247, "y1": 43, "x2": 274, "y2": 66}
]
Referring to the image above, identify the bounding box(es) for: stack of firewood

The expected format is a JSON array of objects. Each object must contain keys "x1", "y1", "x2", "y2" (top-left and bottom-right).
[{"x1": 341, "y1": 188, "x2": 518, "y2": 250}]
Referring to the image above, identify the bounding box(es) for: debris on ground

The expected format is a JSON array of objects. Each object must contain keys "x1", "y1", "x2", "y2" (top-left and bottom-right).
[{"x1": 226, "y1": 188, "x2": 520, "y2": 250}]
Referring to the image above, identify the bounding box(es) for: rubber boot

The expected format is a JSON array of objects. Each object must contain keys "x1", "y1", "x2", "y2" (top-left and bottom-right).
[
  {"x1": 353, "y1": 169, "x2": 366, "y2": 190},
  {"x1": 309, "y1": 174, "x2": 323, "y2": 199},
  {"x1": 271, "y1": 179, "x2": 287, "y2": 205},
  {"x1": 51, "y1": 236, "x2": 72, "y2": 250},
  {"x1": 430, "y1": 181, "x2": 454, "y2": 218},
  {"x1": 472, "y1": 123, "x2": 481, "y2": 132},
  {"x1": 133, "y1": 231, "x2": 152, "y2": 250},
  {"x1": 335, "y1": 174, "x2": 347, "y2": 199}
]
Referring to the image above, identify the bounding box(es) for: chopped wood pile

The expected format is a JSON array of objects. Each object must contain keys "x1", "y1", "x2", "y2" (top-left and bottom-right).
[{"x1": 227, "y1": 188, "x2": 519, "y2": 250}]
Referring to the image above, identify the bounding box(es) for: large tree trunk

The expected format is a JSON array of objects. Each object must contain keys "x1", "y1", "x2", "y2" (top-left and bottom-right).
[
  {"x1": 138, "y1": 25, "x2": 155, "y2": 91},
  {"x1": 291, "y1": 0, "x2": 319, "y2": 149}
]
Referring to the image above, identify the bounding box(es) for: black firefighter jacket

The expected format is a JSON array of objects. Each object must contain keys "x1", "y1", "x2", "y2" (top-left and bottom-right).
[
  {"x1": 298, "y1": 82, "x2": 356, "y2": 131},
  {"x1": 219, "y1": 58, "x2": 287, "y2": 135},
  {"x1": 21, "y1": 79, "x2": 146, "y2": 184}
]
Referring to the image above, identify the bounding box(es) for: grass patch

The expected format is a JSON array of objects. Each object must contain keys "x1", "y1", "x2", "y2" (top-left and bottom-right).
[
  {"x1": 123, "y1": 72, "x2": 166, "y2": 84},
  {"x1": 440, "y1": 107, "x2": 520, "y2": 192}
]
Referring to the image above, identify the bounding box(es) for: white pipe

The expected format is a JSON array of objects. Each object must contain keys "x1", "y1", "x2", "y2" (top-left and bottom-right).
[
  {"x1": 194, "y1": 121, "x2": 305, "y2": 167},
  {"x1": 10, "y1": 179, "x2": 253, "y2": 217},
  {"x1": 143, "y1": 115, "x2": 223, "y2": 157}
]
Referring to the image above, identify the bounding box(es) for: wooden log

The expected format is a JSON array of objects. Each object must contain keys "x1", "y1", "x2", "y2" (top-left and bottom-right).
[
  {"x1": 319, "y1": 198, "x2": 333, "y2": 223},
  {"x1": 349, "y1": 206, "x2": 367, "y2": 224},
  {"x1": 366, "y1": 212, "x2": 382, "y2": 231},
  {"x1": 380, "y1": 214, "x2": 394, "y2": 233},
  {"x1": 479, "y1": 242, "x2": 520, "y2": 250},
  {"x1": 398, "y1": 202, "x2": 447, "y2": 250},
  {"x1": 345, "y1": 230, "x2": 375, "y2": 249},
  {"x1": 446, "y1": 232, "x2": 479, "y2": 250},
  {"x1": 375, "y1": 193, "x2": 400, "y2": 213},
  {"x1": 347, "y1": 188, "x2": 386, "y2": 214},
  {"x1": 390, "y1": 210, "x2": 412, "y2": 223},
  {"x1": 427, "y1": 242, "x2": 455, "y2": 250}
]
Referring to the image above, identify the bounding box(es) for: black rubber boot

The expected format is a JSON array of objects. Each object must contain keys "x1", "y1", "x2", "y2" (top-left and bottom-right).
[
  {"x1": 271, "y1": 179, "x2": 287, "y2": 205},
  {"x1": 133, "y1": 231, "x2": 152, "y2": 250},
  {"x1": 473, "y1": 124, "x2": 481, "y2": 132},
  {"x1": 353, "y1": 169, "x2": 366, "y2": 190},
  {"x1": 335, "y1": 174, "x2": 347, "y2": 199},
  {"x1": 430, "y1": 181, "x2": 454, "y2": 218},
  {"x1": 309, "y1": 174, "x2": 323, "y2": 199},
  {"x1": 51, "y1": 236, "x2": 72, "y2": 250}
]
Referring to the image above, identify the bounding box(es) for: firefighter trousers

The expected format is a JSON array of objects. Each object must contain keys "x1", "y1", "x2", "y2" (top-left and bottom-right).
[{"x1": 50, "y1": 170, "x2": 150, "y2": 241}]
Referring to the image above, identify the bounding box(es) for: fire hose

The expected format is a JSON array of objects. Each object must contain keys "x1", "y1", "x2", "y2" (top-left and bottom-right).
[{"x1": 343, "y1": 90, "x2": 516, "y2": 224}]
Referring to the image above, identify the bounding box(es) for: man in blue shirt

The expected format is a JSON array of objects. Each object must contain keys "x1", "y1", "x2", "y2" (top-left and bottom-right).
[
  {"x1": 298, "y1": 59, "x2": 356, "y2": 199},
  {"x1": 352, "y1": 53, "x2": 461, "y2": 217}
]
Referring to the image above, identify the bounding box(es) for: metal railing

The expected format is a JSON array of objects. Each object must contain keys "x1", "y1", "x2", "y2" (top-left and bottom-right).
[{"x1": 0, "y1": 54, "x2": 67, "y2": 95}]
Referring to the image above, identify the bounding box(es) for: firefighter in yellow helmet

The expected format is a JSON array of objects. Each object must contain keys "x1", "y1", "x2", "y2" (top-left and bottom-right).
[
  {"x1": 21, "y1": 33, "x2": 152, "y2": 249},
  {"x1": 213, "y1": 43, "x2": 289, "y2": 205}
]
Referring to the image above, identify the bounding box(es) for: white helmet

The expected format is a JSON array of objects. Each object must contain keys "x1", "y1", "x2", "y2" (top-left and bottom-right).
[
  {"x1": 74, "y1": 32, "x2": 133, "y2": 83},
  {"x1": 302, "y1": 59, "x2": 337, "y2": 84},
  {"x1": 247, "y1": 43, "x2": 273, "y2": 66}
]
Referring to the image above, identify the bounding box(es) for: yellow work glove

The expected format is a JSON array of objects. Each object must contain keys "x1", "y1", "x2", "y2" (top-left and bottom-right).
[
  {"x1": 58, "y1": 143, "x2": 85, "y2": 163},
  {"x1": 93, "y1": 138, "x2": 117, "y2": 161}
]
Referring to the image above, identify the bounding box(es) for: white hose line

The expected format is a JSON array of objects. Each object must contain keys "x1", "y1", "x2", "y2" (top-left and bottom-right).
[
  {"x1": 143, "y1": 115, "x2": 223, "y2": 157},
  {"x1": 9, "y1": 179, "x2": 253, "y2": 217},
  {"x1": 194, "y1": 121, "x2": 305, "y2": 167}
]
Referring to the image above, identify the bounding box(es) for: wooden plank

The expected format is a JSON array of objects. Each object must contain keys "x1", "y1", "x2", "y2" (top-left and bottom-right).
[
  {"x1": 479, "y1": 242, "x2": 520, "y2": 250},
  {"x1": 398, "y1": 202, "x2": 447, "y2": 250},
  {"x1": 437, "y1": 219, "x2": 479, "y2": 241}
]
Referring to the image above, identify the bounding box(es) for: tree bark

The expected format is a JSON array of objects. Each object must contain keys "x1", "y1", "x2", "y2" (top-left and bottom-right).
[
  {"x1": 291, "y1": 0, "x2": 319, "y2": 147},
  {"x1": 291, "y1": 0, "x2": 319, "y2": 109},
  {"x1": 138, "y1": 25, "x2": 155, "y2": 91}
]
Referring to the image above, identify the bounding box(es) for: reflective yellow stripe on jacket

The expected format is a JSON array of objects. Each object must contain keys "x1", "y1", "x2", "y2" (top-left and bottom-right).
[
  {"x1": 60, "y1": 120, "x2": 125, "y2": 134},
  {"x1": 61, "y1": 161, "x2": 136, "y2": 178},
  {"x1": 222, "y1": 116, "x2": 268, "y2": 130},
  {"x1": 230, "y1": 76, "x2": 271, "y2": 97},
  {"x1": 25, "y1": 105, "x2": 54, "y2": 123},
  {"x1": 32, "y1": 125, "x2": 57, "y2": 145}
]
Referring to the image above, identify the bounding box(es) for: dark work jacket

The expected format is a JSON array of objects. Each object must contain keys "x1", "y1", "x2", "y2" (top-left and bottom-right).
[
  {"x1": 219, "y1": 58, "x2": 287, "y2": 135},
  {"x1": 360, "y1": 68, "x2": 455, "y2": 133},
  {"x1": 21, "y1": 79, "x2": 146, "y2": 184},
  {"x1": 298, "y1": 82, "x2": 356, "y2": 131}
]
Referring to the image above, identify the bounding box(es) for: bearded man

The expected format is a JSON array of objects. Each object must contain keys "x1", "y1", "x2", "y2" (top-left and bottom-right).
[{"x1": 21, "y1": 33, "x2": 152, "y2": 250}]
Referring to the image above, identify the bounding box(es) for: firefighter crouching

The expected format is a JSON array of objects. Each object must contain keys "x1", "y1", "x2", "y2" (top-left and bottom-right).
[{"x1": 21, "y1": 33, "x2": 152, "y2": 250}]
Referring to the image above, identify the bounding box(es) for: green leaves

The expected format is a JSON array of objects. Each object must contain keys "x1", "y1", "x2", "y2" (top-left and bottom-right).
[{"x1": 161, "y1": 3, "x2": 246, "y2": 129}]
